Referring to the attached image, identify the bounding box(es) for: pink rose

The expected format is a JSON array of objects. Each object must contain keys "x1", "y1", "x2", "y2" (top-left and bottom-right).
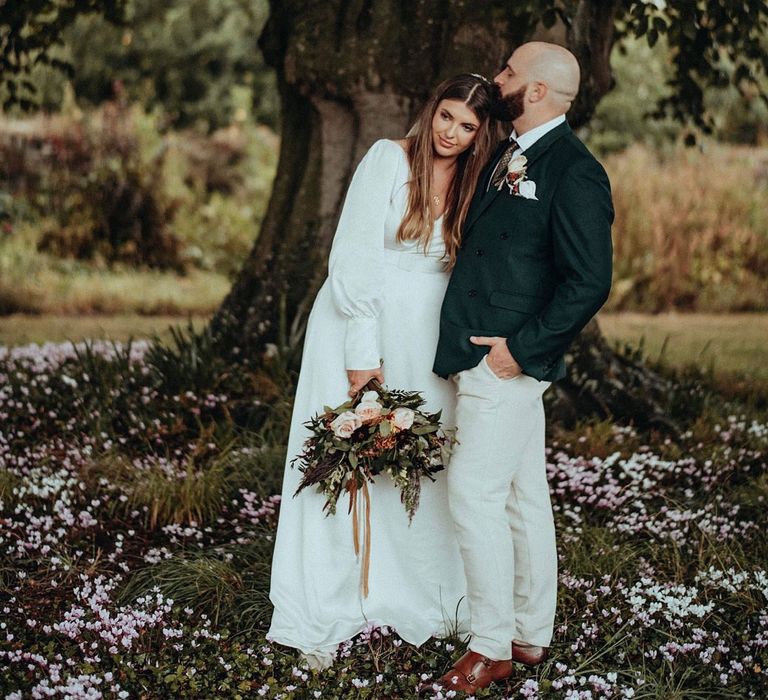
[
  {"x1": 391, "y1": 407, "x2": 415, "y2": 431},
  {"x1": 355, "y1": 398, "x2": 383, "y2": 423},
  {"x1": 330, "y1": 411, "x2": 362, "y2": 438}
]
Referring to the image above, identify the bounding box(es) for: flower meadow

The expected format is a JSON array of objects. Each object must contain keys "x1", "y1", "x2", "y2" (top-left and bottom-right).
[{"x1": 1, "y1": 334, "x2": 767, "y2": 699}]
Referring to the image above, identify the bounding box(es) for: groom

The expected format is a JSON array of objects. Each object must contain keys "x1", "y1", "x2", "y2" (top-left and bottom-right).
[{"x1": 433, "y1": 41, "x2": 614, "y2": 693}]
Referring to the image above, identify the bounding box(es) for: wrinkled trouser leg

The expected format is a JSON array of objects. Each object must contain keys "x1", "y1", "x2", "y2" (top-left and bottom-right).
[{"x1": 447, "y1": 357, "x2": 556, "y2": 659}]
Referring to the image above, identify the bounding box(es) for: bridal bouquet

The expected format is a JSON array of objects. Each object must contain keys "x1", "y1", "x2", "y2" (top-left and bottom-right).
[{"x1": 293, "y1": 381, "x2": 453, "y2": 596}]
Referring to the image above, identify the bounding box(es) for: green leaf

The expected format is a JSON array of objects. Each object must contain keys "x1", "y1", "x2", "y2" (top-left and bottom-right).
[
  {"x1": 379, "y1": 420, "x2": 391, "y2": 436},
  {"x1": 331, "y1": 438, "x2": 351, "y2": 451}
]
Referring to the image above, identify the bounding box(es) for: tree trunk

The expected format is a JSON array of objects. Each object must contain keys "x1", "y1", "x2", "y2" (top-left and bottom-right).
[{"x1": 209, "y1": 0, "x2": 673, "y2": 430}]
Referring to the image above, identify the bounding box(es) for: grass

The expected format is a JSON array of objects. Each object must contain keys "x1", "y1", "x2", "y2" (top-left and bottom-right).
[
  {"x1": 599, "y1": 312, "x2": 768, "y2": 379},
  {"x1": 0, "y1": 257, "x2": 230, "y2": 316},
  {"x1": 0, "y1": 313, "x2": 210, "y2": 346}
]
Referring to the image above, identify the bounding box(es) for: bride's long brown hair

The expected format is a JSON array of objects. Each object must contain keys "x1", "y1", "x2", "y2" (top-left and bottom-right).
[{"x1": 397, "y1": 74, "x2": 497, "y2": 268}]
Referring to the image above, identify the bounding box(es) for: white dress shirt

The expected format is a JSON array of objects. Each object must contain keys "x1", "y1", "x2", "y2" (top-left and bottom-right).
[
  {"x1": 487, "y1": 114, "x2": 566, "y2": 191},
  {"x1": 510, "y1": 114, "x2": 566, "y2": 154}
]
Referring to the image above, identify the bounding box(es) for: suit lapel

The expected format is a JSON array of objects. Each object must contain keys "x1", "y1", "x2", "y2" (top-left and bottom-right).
[
  {"x1": 463, "y1": 140, "x2": 508, "y2": 233},
  {"x1": 463, "y1": 122, "x2": 572, "y2": 235}
]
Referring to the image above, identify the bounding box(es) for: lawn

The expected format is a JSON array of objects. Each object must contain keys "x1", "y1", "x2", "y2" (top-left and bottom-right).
[
  {"x1": 599, "y1": 312, "x2": 768, "y2": 379},
  {"x1": 0, "y1": 313, "x2": 209, "y2": 347},
  {"x1": 2, "y1": 311, "x2": 766, "y2": 379}
]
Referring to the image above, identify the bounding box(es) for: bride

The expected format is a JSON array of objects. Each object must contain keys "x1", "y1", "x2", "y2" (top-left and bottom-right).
[{"x1": 267, "y1": 74, "x2": 497, "y2": 668}]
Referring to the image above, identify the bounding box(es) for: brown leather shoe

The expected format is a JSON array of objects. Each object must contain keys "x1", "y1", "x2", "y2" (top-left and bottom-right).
[
  {"x1": 438, "y1": 650, "x2": 513, "y2": 694},
  {"x1": 511, "y1": 640, "x2": 549, "y2": 666}
]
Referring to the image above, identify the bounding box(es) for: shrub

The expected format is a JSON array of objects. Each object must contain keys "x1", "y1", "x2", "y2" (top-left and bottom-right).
[
  {"x1": 604, "y1": 143, "x2": 768, "y2": 312},
  {"x1": 0, "y1": 99, "x2": 184, "y2": 270}
]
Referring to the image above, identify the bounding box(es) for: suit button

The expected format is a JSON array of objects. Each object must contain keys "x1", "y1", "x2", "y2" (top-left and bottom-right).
[
  {"x1": 500, "y1": 232, "x2": 509, "y2": 240},
  {"x1": 475, "y1": 248, "x2": 484, "y2": 256},
  {"x1": 468, "y1": 289, "x2": 477, "y2": 297}
]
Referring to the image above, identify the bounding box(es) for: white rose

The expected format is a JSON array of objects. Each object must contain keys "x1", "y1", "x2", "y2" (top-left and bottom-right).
[
  {"x1": 360, "y1": 391, "x2": 380, "y2": 403},
  {"x1": 330, "y1": 411, "x2": 362, "y2": 438},
  {"x1": 517, "y1": 179, "x2": 538, "y2": 200},
  {"x1": 391, "y1": 407, "x2": 415, "y2": 431},
  {"x1": 355, "y1": 400, "x2": 383, "y2": 423},
  {"x1": 507, "y1": 154, "x2": 527, "y2": 174}
]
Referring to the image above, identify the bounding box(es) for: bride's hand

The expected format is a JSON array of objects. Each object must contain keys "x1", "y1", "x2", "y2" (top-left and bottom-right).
[{"x1": 347, "y1": 367, "x2": 384, "y2": 397}]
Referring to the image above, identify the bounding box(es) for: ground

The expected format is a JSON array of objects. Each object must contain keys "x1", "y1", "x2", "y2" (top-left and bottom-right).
[{"x1": 0, "y1": 315, "x2": 766, "y2": 699}]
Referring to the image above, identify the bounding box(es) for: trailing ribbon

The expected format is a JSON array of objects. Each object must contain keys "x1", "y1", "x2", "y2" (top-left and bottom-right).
[{"x1": 346, "y1": 477, "x2": 372, "y2": 598}]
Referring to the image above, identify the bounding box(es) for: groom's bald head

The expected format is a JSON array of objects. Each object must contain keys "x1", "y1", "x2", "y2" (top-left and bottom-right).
[
  {"x1": 493, "y1": 41, "x2": 581, "y2": 130},
  {"x1": 518, "y1": 42, "x2": 580, "y2": 106}
]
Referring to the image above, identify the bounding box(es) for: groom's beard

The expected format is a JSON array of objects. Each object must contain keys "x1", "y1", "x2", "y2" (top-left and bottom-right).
[{"x1": 491, "y1": 84, "x2": 526, "y2": 122}]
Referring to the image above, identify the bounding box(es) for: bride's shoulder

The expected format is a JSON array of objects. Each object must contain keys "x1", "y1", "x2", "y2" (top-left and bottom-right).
[
  {"x1": 355, "y1": 139, "x2": 409, "y2": 186},
  {"x1": 368, "y1": 139, "x2": 405, "y2": 157},
  {"x1": 363, "y1": 138, "x2": 408, "y2": 162},
  {"x1": 389, "y1": 138, "x2": 409, "y2": 155}
]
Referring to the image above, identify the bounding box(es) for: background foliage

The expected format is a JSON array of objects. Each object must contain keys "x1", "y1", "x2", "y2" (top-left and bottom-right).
[{"x1": 1, "y1": 0, "x2": 277, "y2": 130}]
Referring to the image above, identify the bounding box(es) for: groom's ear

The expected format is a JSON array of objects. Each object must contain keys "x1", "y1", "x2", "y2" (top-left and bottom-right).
[{"x1": 529, "y1": 81, "x2": 548, "y2": 103}]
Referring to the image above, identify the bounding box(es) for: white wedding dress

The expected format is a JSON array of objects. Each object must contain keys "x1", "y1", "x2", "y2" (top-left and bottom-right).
[{"x1": 267, "y1": 139, "x2": 469, "y2": 662}]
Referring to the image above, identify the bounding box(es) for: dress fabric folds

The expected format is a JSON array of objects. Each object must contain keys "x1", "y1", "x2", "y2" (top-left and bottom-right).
[{"x1": 267, "y1": 139, "x2": 469, "y2": 655}]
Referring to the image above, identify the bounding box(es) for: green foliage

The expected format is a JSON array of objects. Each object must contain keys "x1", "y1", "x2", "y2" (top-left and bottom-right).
[
  {"x1": 0, "y1": 104, "x2": 277, "y2": 297},
  {"x1": 42, "y1": 0, "x2": 275, "y2": 130},
  {"x1": 118, "y1": 537, "x2": 276, "y2": 631},
  {"x1": 4, "y1": 0, "x2": 768, "y2": 135},
  {"x1": 94, "y1": 452, "x2": 235, "y2": 529},
  {"x1": 589, "y1": 34, "x2": 768, "y2": 153},
  {"x1": 168, "y1": 124, "x2": 278, "y2": 277},
  {"x1": 705, "y1": 72, "x2": 768, "y2": 144},
  {"x1": 0, "y1": 0, "x2": 126, "y2": 110},
  {"x1": 145, "y1": 321, "x2": 232, "y2": 398},
  {"x1": 603, "y1": 143, "x2": 768, "y2": 312},
  {"x1": 0, "y1": 467, "x2": 20, "y2": 509},
  {"x1": 586, "y1": 37, "x2": 681, "y2": 154},
  {"x1": 120, "y1": 553, "x2": 244, "y2": 624},
  {"x1": 618, "y1": 0, "x2": 768, "y2": 134},
  {"x1": 0, "y1": 101, "x2": 184, "y2": 270}
]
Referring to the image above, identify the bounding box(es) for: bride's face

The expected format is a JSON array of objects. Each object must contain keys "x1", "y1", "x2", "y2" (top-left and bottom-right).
[{"x1": 431, "y1": 98, "x2": 481, "y2": 158}]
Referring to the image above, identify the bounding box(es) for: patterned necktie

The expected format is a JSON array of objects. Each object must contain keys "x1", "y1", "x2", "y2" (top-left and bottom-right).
[{"x1": 489, "y1": 138, "x2": 520, "y2": 190}]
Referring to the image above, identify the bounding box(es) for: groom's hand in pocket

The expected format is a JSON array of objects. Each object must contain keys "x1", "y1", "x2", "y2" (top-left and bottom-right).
[
  {"x1": 347, "y1": 367, "x2": 385, "y2": 397},
  {"x1": 470, "y1": 336, "x2": 522, "y2": 379}
]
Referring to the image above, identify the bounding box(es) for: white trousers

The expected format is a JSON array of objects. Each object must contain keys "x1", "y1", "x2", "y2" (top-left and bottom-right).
[{"x1": 447, "y1": 356, "x2": 557, "y2": 660}]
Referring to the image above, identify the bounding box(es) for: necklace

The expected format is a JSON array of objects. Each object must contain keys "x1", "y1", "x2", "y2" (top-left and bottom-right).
[{"x1": 432, "y1": 194, "x2": 441, "y2": 207}]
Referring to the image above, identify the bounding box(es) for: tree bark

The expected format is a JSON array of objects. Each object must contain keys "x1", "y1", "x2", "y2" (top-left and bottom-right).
[{"x1": 209, "y1": 0, "x2": 673, "y2": 430}]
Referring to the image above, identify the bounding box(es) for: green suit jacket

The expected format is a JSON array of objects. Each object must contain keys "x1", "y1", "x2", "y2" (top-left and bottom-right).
[{"x1": 433, "y1": 121, "x2": 614, "y2": 381}]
